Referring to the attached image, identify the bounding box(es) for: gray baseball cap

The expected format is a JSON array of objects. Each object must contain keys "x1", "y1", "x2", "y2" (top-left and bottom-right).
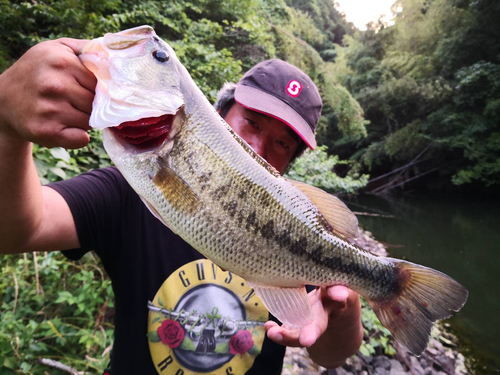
[{"x1": 234, "y1": 59, "x2": 322, "y2": 149}]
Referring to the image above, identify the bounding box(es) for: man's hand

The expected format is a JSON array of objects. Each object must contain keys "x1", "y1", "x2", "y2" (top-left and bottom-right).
[
  {"x1": 0, "y1": 38, "x2": 93, "y2": 255},
  {"x1": 0, "y1": 38, "x2": 96, "y2": 149},
  {"x1": 265, "y1": 285, "x2": 363, "y2": 368}
]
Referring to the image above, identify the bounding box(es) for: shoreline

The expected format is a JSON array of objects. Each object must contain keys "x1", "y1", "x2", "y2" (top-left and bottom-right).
[{"x1": 282, "y1": 229, "x2": 469, "y2": 375}]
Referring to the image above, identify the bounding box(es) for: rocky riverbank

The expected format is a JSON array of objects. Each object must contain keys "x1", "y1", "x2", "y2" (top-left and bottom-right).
[{"x1": 281, "y1": 230, "x2": 468, "y2": 375}]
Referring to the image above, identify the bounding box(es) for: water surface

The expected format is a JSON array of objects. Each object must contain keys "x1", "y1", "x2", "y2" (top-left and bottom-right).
[{"x1": 345, "y1": 194, "x2": 500, "y2": 373}]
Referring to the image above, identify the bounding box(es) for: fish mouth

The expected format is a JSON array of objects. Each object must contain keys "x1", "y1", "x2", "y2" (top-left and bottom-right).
[{"x1": 110, "y1": 114, "x2": 175, "y2": 151}]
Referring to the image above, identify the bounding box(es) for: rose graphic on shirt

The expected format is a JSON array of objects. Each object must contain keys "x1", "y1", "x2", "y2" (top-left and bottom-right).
[
  {"x1": 228, "y1": 329, "x2": 254, "y2": 355},
  {"x1": 157, "y1": 319, "x2": 185, "y2": 349}
]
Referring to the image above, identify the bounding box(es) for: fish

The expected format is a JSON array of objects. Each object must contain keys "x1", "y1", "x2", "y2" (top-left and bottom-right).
[{"x1": 79, "y1": 25, "x2": 468, "y2": 356}]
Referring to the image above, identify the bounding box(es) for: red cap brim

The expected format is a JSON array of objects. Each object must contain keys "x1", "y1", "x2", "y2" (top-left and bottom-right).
[{"x1": 235, "y1": 85, "x2": 316, "y2": 149}]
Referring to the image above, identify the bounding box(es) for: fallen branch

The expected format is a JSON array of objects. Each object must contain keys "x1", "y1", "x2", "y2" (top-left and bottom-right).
[
  {"x1": 352, "y1": 211, "x2": 395, "y2": 218},
  {"x1": 11, "y1": 269, "x2": 18, "y2": 313},
  {"x1": 37, "y1": 358, "x2": 82, "y2": 374},
  {"x1": 367, "y1": 155, "x2": 432, "y2": 184},
  {"x1": 34, "y1": 251, "x2": 42, "y2": 295},
  {"x1": 370, "y1": 144, "x2": 432, "y2": 194},
  {"x1": 383, "y1": 164, "x2": 448, "y2": 192}
]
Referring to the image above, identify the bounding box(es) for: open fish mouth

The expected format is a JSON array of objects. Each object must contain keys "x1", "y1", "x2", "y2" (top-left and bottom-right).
[{"x1": 110, "y1": 113, "x2": 176, "y2": 151}]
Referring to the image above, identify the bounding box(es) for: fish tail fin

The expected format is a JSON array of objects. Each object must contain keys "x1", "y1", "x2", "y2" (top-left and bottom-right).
[{"x1": 367, "y1": 260, "x2": 468, "y2": 356}]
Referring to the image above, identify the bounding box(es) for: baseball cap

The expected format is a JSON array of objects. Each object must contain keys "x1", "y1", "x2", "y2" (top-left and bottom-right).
[{"x1": 234, "y1": 59, "x2": 322, "y2": 149}]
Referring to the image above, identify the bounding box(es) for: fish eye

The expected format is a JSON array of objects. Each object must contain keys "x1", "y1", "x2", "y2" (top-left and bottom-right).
[{"x1": 153, "y1": 50, "x2": 169, "y2": 63}]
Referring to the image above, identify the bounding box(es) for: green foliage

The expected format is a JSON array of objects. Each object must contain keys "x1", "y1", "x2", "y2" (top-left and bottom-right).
[
  {"x1": 0, "y1": 252, "x2": 113, "y2": 374},
  {"x1": 383, "y1": 120, "x2": 428, "y2": 161},
  {"x1": 33, "y1": 130, "x2": 111, "y2": 184},
  {"x1": 332, "y1": 0, "x2": 500, "y2": 189},
  {"x1": 285, "y1": 146, "x2": 369, "y2": 194}
]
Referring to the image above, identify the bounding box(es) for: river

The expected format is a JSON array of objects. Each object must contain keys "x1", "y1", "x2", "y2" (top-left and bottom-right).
[{"x1": 345, "y1": 193, "x2": 500, "y2": 374}]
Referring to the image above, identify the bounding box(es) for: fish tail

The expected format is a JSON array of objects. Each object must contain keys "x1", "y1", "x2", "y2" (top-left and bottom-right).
[{"x1": 367, "y1": 259, "x2": 468, "y2": 355}]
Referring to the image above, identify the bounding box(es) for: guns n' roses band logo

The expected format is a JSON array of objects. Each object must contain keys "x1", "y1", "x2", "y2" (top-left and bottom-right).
[{"x1": 147, "y1": 259, "x2": 268, "y2": 374}]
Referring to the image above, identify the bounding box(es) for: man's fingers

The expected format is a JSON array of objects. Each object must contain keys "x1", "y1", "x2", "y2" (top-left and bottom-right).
[
  {"x1": 37, "y1": 103, "x2": 91, "y2": 149},
  {"x1": 40, "y1": 100, "x2": 92, "y2": 131},
  {"x1": 67, "y1": 84, "x2": 95, "y2": 115},
  {"x1": 59, "y1": 38, "x2": 91, "y2": 55},
  {"x1": 265, "y1": 321, "x2": 321, "y2": 348},
  {"x1": 56, "y1": 127, "x2": 90, "y2": 149},
  {"x1": 71, "y1": 61, "x2": 97, "y2": 94},
  {"x1": 266, "y1": 323, "x2": 299, "y2": 346},
  {"x1": 298, "y1": 322, "x2": 322, "y2": 347},
  {"x1": 326, "y1": 285, "x2": 350, "y2": 302},
  {"x1": 58, "y1": 38, "x2": 97, "y2": 93}
]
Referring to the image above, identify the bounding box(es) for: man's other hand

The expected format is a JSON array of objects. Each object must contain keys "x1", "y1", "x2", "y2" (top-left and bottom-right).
[
  {"x1": 0, "y1": 38, "x2": 96, "y2": 149},
  {"x1": 265, "y1": 285, "x2": 363, "y2": 368}
]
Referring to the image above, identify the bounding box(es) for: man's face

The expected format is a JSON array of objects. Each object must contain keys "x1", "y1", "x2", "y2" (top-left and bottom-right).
[{"x1": 223, "y1": 103, "x2": 300, "y2": 174}]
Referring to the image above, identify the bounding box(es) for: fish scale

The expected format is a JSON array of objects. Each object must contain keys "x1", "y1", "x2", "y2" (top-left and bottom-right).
[
  {"x1": 115, "y1": 99, "x2": 394, "y2": 294},
  {"x1": 81, "y1": 25, "x2": 468, "y2": 356}
]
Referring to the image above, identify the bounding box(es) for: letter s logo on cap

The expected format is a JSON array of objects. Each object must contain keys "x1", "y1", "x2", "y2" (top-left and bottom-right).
[{"x1": 286, "y1": 80, "x2": 302, "y2": 97}]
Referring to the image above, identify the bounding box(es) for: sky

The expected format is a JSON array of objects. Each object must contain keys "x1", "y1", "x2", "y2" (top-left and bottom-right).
[{"x1": 334, "y1": 0, "x2": 399, "y2": 30}]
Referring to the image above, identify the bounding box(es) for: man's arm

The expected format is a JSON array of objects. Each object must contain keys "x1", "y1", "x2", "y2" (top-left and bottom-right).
[
  {"x1": 265, "y1": 285, "x2": 363, "y2": 369},
  {"x1": 0, "y1": 38, "x2": 96, "y2": 254}
]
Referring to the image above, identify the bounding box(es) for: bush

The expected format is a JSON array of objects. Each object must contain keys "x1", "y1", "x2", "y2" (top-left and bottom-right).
[
  {"x1": 0, "y1": 252, "x2": 114, "y2": 374},
  {"x1": 286, "y1": 146, "x2": 369, "y2": 194}
]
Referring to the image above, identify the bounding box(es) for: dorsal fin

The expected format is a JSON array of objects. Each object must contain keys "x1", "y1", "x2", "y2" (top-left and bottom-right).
[{"x1": 287, "y1": 179, "x2": 359, "y2": 239}]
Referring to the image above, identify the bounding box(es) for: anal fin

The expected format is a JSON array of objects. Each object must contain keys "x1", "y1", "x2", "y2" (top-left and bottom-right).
[{"x1": 247, "y1": 281, "x2": 313, "y2": 329}]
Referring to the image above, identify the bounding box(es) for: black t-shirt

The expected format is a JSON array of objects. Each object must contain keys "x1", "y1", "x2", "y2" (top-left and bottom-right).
[{"x1": 49, "y1": 167, "x2": 285, "y2": 375}]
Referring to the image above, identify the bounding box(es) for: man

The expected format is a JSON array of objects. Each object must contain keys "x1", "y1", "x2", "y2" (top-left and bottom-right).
[{"x1": 0, "y1": 38, "x2": 363, "y2": 374}]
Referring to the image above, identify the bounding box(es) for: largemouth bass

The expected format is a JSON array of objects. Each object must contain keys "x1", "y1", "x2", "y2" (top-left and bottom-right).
[{"x1": 79, "y1": 26, "x2": 468, "y2": 355}]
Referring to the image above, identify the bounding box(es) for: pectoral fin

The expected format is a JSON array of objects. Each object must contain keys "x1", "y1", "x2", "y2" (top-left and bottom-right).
[
  {"x1": 247, "y1": 281, "x2": 313, "y2": 329},
  {"x1": 152, "y1": 158, "x2": 201, "y2": 215},
  {"x1": 288, "y1": 179, "x2": 359, "y2": 239}
]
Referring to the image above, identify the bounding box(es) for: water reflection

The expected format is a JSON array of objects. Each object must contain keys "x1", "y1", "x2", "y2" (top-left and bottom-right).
[{"x1": 345, "y1": 194, "x2": 500, "y2": 373}]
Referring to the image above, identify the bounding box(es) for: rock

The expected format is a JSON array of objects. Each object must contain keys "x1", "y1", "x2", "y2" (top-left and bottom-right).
[
  {"x1": 390, "y1": 370, "x2": 409, "y2": 375},
  {"x1": 429, "y1": 338, "x2": 443, "y2": 352},
  {"x1": 389, "y1": 359, "x2": 406, "y2": 372},
  {"x1": 373, "y1": 368, "x2": 389, "y2": 375},
  {"x1": 361, "y1": 355, "x2": 373, "y2": 364},
  {"x1": 455, "y1": 352, "x2": 468, "y2": 375},
  {"x1": 344, "y1": 355, "x2": 364, "y2": 372},
  {"x1": 373, "y1": 356, "x2": 391, "y2": 370},
  {"x1": 434, "y1": 354, "x2": 455, "y2": 373},
  {"x1": 420, "y1": 358, "x2": 428, "y2": 368},
  {"x1": 410, "y1": 356, "x2": 425, "y2": 375},
  {"x1": 299, "y1": 370, "x2": 321, "y2": 375},
  {"x1": 328, "y1": 368, "x2": 354, "y2": 375},
  {"x1": 425, "y1": 347, "x2": 439, "y2": 356}
]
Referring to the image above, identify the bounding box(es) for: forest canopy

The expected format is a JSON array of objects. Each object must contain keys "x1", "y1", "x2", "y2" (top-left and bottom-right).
[{"x1": 2, "y1": 0, "x2": 498, "y2": 191}]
